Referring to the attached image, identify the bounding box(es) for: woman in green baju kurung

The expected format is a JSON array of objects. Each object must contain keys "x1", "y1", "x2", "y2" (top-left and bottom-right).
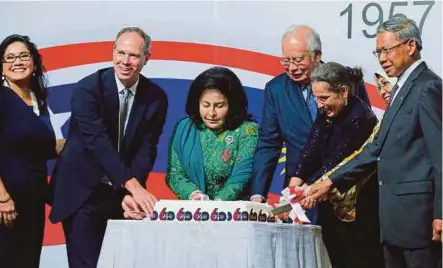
[
  {"x1": 121, "y1": 67, "x2": 259, "y2": 219},
  {"x1": 167, "y1": 67, "x2": 258, "y2": 201},
  {"x1": 167, "y1": 118, "x2": 258, "y2": 200}
]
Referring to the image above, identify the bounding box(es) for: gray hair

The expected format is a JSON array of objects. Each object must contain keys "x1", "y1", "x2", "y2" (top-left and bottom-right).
[
  {"x1": 282, "y1": 24, "x2": 322, "y2": 53},
  {"x1": 311, "y1": 62, "x2": 363, "y2": 95},
  {"x1": 377, "y1": 15, "x2": 422, "y2": 51},
  {"x1": 115, "y1": 27, "x2": 152, "y2": 55}
]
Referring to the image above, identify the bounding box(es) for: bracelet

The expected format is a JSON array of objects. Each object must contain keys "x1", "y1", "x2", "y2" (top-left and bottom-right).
[
  {"x1": 0, "y1": 194, "x2": 10, "y2": 203},
  {"x1": 188, "y1": 190, "x2": 203, "y2": 200}
]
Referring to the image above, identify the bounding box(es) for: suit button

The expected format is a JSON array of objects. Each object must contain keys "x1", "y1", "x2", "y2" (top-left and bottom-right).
[
  {"x1": 377, "y1": 157, "x2": 381, "y2": 161},
  {"x1": 379, "y1": 181, "x2": 383, "y2": 186}
]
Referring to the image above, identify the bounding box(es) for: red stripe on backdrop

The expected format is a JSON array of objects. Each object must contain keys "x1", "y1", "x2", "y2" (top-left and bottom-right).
[
  {"x1": 39, "y1": 41, "x2": 385, "y2": 109},
  {"x1": 41, "y1": 41, "x2": 385, "y2": 246}
]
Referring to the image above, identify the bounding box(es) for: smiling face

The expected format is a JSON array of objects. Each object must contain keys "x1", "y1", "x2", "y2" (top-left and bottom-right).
[
  {"x1": 113, "y1": 31, "x2": 148, "y2": 88},
  {"x1": 199, "y1": 89, "x2": 229, "y2": 130},
  {"x1": 376, "y1": 31, "x2": 416, "y2": 78},
  {"x1": 2, "y1": 41, "x2": 35, "y2": 87},
  {"x1": 376, "y1": 75, "x2": 393, "y2": 105},
  {"x1": 312, "y1": 81, "x2": 348, "y2": 118},
  {"x1": 281, "y1": 30, "x2": 321, "y2": 84}
]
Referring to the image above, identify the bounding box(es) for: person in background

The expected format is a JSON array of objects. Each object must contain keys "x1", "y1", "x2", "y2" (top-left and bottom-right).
[
  {"x1": 0, "y1": 34, "x2": 62, "y2": 267},
  {"x1": 123, "y1": 66, "x2": 258, "y2": 219},
  {"x1": 375, "y1": 69, "x2": 397, "y2": 105},
  {"x1": 288, "y1": 62, "x2": 381, "y2": 268}
]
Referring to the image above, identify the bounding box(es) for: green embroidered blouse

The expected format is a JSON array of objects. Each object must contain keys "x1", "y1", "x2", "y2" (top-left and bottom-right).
[{"x1": 166, "y1": 121, "x2": 259, "y2": 201}]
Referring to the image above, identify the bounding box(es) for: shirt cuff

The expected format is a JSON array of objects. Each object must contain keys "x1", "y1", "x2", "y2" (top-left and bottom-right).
[{"x1": 250, "y1": 194, "x2": 265, "y2": 202}]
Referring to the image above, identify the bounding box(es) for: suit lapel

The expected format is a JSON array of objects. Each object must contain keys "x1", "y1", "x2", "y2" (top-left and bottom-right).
[
  {"x1": 377, "y1": 62, "x2": 427, "y2": 146},
  {"x1": 286, "y1": 78, "x2": 312, "y2": 128},
  {"x1": 122, "y1": 77, "x2": 148, "y2": 150},
  {"x1": 101, "y1": 68, "x2": 119, "y2": 147}
]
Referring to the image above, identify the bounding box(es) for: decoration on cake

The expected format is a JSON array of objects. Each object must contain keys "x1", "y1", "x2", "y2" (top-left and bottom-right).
[
  {"x1": 149, "y1": 200, "x2": 274, "y2": 222},
  {"x1": 271, "y1": 186, "x2": 311, "y2": 224}
]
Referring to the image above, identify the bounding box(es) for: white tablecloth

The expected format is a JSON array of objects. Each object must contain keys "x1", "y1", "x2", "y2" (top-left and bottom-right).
[{"x1": 98, "y1": 220, "x2": 331, "y2": 268}]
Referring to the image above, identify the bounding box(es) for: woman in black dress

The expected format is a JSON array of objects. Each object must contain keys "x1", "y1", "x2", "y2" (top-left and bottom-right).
[
  {"x1": 0, "y1": 34, "x2": 62, "y2": 267},
  {"x1": 288, "y1": 62, "x2": 383, "y2": 268}
]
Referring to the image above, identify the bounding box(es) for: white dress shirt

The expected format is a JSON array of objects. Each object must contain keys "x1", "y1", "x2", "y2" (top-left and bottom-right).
[
  {"x1": 390, "y1": 59, "x2": 424, "y2": 105},
  {"x1": 115, "y1": 73, "x2": 139, "y2": 133}
]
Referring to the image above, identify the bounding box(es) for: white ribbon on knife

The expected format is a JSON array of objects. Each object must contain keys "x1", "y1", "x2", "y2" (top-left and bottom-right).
[{"x1": 279, "y1": 187, "x2": 311, "y2": 224}]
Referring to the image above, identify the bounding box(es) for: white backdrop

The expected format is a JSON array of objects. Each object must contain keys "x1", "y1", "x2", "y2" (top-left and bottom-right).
[{"x1": 0, "y1": 1, "x2": 441, "y2": 267}]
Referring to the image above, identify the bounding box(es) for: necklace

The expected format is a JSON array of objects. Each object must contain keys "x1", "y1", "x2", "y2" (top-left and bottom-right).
[{"x1": 3, "y1": 79, "x2": 40, "y2": 116}]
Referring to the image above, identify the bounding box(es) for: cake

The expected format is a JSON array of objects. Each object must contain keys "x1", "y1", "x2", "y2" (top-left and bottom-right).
[{"x1": 149, "y1": 200, "x2": 275, "y2": 223}]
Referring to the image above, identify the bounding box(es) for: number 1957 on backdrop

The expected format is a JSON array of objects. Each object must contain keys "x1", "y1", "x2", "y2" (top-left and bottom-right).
[{"x1": 340, "y1": 1, "x2": 435, "y2": 39}]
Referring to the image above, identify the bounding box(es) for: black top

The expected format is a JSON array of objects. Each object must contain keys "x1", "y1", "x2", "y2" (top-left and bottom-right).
[
  {"x1": 0, "y1": 86, "x2": 56, "y2": 198},
  {"x1": 292, "y1": 95, "x2": 377, "y2": 184}
]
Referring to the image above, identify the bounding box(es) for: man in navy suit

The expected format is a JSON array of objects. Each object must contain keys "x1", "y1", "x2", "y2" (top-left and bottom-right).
[
  {"x1": 306, "y1": 16, "x2": 441, "y2": 268},
  {"x1": 49, "y1": 27, "x2": 168, "y2": 268},
  {"x1": 250, "y1": 25, "x2": 369, "y2": 205}
]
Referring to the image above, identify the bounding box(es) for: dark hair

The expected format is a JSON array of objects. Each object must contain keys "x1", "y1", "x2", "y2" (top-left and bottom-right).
[
  {"x1": 0, "y1": 34, "x2": 48, "y2": 113},
  {"x1": 185, "y1": 66, "x2": 252, "y2": 130},
  {"x1": 310, "y1": 62, "x2": 363, "y2": 95}
]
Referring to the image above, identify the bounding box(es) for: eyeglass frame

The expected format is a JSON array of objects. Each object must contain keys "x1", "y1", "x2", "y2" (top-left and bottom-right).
[
  {"x1": 372, "y1": 39, "x2": 411, "y2": 58},
  {"x1": 2, "y1": 52, "x2": 32, "y2": 63},
  {"x1": 279, "y1": 51, "x2": 315, "y2": 66},
  {"x1": 376, "y1": 80, "x2": 392, "y2": 93}
]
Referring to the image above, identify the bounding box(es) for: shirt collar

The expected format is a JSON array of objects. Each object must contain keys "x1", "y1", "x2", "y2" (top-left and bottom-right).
[
  {"x1": 114, "y1": 73, "x2": 139, "y2": 96},
  {"x1": 397, "y1": 59, "x2": 424, "y2": 88}
]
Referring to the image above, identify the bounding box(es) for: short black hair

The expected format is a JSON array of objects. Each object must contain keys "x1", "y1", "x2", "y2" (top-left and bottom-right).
[
  {"x1": 0, "y1": 34, "x2": 48, "y2": 113},
  {"x1": 185, "y1": 66, "x2": 252, "y2": 130}
]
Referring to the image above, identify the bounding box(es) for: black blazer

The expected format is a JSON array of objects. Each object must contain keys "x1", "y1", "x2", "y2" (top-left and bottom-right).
[
  {"x1": 331, "y1": 62, "x2": 442, "y2": 248},
  {"x1": 49, "y1": 68, "x2": 168, "y2": 223}
]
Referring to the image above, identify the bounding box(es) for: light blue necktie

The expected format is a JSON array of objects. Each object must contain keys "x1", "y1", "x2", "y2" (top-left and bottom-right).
[{"x1": 305, "y1": 86, "x2": 318, "y2": 121}]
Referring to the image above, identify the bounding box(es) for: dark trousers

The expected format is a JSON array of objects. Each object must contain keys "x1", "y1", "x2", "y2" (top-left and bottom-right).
[
  {"x1": 0, "y1": 193, "x2": 45, "y2": 268},
  {"x1": 383, "y1": 243, "x2": 442, "y2": 268},
  {"x1": 319, "y1": 178, "x2": 384, "y2": 268},
  {"x1": 62, "y1": 184, "x2": 125, "y2": 268}
]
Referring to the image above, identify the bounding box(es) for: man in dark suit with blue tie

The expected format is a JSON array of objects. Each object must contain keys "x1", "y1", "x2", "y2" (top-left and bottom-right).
[
  {"x1": 49, "y1": 27, "x2": 168, "y2": 268},
  {"x1": 250, "y1": 25, "x2": 369, "y2": 206},
  {"x1": 307, "y1": 16, "x2": 441, "y2": 268}
]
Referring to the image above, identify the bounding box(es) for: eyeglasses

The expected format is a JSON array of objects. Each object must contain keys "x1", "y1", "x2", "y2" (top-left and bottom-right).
[
  {"x1": 280, "y1": 54, "x2": 311, "y2": 66},
  {"x1": 2, "y1": 52, "x2": 32, "y2": 63},
  {"x1": 376, "y1": 80, "x2": 391, "y2": 92},
  {"x1": 372, "y1": 39, "x2": 410, "y2": 58}
]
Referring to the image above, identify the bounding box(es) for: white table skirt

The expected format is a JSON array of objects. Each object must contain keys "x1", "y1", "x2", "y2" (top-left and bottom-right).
[{"x1": 98, "y1": 220, "x2": 331, "y2": 268}]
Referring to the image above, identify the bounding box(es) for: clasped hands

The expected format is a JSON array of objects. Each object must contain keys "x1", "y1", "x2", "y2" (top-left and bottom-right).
[
  {"x1": 122, "y1": 178, "x2": 157, "y2": 220},
  {"x1": 288, "y1": 176, "x2": 333, "y2": 209}
]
